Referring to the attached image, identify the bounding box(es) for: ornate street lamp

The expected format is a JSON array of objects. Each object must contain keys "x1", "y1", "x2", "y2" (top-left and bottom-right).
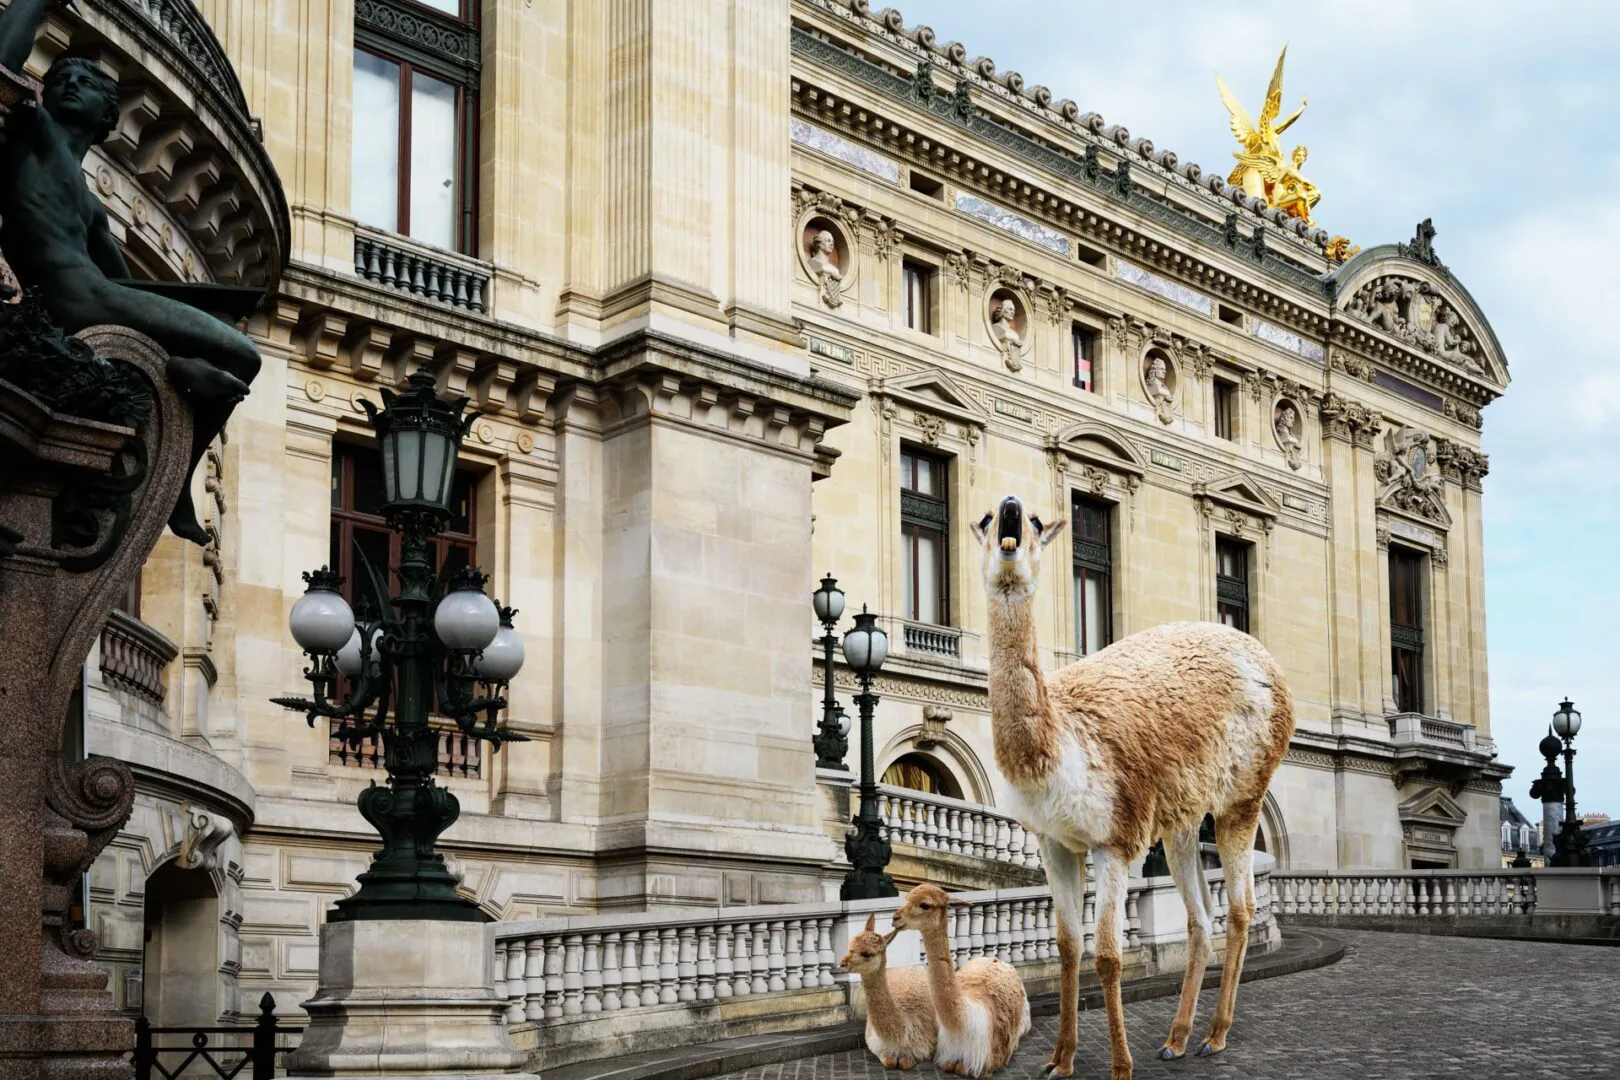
[
  {"x1": 841, "y1": 606, "x2": 895, "y2": 900},
  {"x1": 274, "y1": 369, "x2": 528, "y2": 921},
  {"x1": 812, "y1": 572, "x2": 851, "y2": 770},
  {"x1": 1550, "y1": 698, "x2": 1586, "y2": 867}
]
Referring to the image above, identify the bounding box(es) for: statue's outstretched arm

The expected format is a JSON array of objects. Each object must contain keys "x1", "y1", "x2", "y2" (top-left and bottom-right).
[{"x1": 0, "y1": 0, "x2": 50, "y2": 78}]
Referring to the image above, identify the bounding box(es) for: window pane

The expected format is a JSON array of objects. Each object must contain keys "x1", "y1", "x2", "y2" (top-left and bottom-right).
[
  {"x1": 353, "y1": 52, "x2": 401, "y2": 233},
  {"x1": 331, "y1": 453, "x2": 344, "y2": 509},
  {"x1": 447, "y1": 469, "x2": 476, "y2": 534},
  {"x1": 915, "y1": 457, "x2": 934, "y2": 497},
  {"x1": 902, "y1": 530, "x2": 916, "y2": 620},
  {"x1": 1080, "y1": 570, "x2": 1107, "y2": 655},
  {"x1": 916, "y1": 533, "x2": 940, "y2": 624},
  {"x1": 352, "y1": 449, "x2": 388, "y2": 517},
  {"x1": 409, "y1": 72, "x2": 459, "y2": 249},
  {"x1": 414, "y1": 0, "x2": 461, "y2": 13}
]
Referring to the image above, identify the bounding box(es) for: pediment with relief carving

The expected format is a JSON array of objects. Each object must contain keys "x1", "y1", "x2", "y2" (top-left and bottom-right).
[{"x1": 874, "y1": 368, "x2": 989, "y2": 429}]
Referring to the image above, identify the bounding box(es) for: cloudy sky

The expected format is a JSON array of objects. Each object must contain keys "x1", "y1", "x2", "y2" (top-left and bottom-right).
[{"x1": 898, "y1": 0, "x2": 1620, "y2": 816}]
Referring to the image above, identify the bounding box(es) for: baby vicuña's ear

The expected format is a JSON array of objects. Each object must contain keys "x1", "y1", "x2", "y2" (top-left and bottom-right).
[
  {"x1": 971, "y1": 511, "x2": 993, "y2": 544},
  {"x1": 1035, "y1": 517, "x2": 1068, "y2": 549},
  {"x1": 864, "y1": 912, "x2": 876, "y2": 933}
]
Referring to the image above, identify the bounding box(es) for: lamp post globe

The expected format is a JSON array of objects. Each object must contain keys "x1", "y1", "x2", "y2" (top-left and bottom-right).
[
  {"x1": 288, "y1": 567, "x2": 356, "y2": 654},
  {"x1": 435, "y1": 568, "x2": 501, "y2": 651},
  {"x1": 474, "y1": 606, "x2": 526, "y2": 683},
  {"x1": 841, "y1": 607, "x2": 888, "y2": 675},
  {"x1": 363, "y1": 368, "x2": 471, "y2": 516},
  {"x1": 812, "y1": 572, "x2": 845, "y2": 626},
  {"x1": 1552, "y1": 699, "x2": 1582, "y2": 739}
]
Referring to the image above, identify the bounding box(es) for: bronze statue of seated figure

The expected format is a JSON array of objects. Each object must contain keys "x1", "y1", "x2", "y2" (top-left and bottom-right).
[{"x1": 0, "y1": 0, "x2": 263, "y2": 545}]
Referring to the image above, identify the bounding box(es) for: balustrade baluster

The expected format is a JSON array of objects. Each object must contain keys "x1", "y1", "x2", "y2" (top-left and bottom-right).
[
  {"x1": 785, "y1": 921, "x2": 804, "y2": 990},
  {"x1": 995, "y1": 901, "x2": 1013, "y2": 962},
  {"x1": 766, "y1": 921, "x2": 787, "y2": 992},
  {"x1": 1125, "y1": 891, "x2": 1141, "y2": 949},
  {"x1": 713, "y1": 925, "x2": 734, "y2": 999},
  {"x1": 968, "y1": 903, "x2": 985, "y2": 959},
  {"x1": 505, "y1": 941, "x2": 527, "y2": 1021},
  {"x1": 621, "y1": 931, "x2": 643, "y2": 1008},
  {"x1": 658, "y1": 928, "x2": 679, "y2": 1004},
  {"x1": 1083, "y1": 890, "x2": 1096, "y2": 956},
  {"x1": 994, "y1": 820, "x2": 1010, "y2": 864},
  {"x1": 524, "y1": 936, "x2": 546, "y2": 1022},
  {"x1": 601, "y1": 932, "x2": 622, "y2": 1011},
  {"x1": 678, "y1": 927, "x2": 698, "y2": 1003},
  {"x1": 945, "y1": 807, "x2": 962, "y2": 854},
  {"x1": 817, "y1": 917, "x2": 836, "y2": 987},
  {"x1": 561, "y1": 935, "x2": 584, "y2": 1016},
  {"x1": 543, "y1": 938, "x2": 565, "y2": 1019},
  {"x1": 581, "y1": 933, "x2": 602, "y2": 1013},
  {"x1": 1442, "y1": 877, "x2": 1457, "y2": 917},
  {"x1": 640, "y1": 929, "x2": 662, "y2": 1006},
  {"x1": 732, "y1": 923, "x2": 753, "y2": 996},
  {"x1": 493, "y1": 943, "x2": 508, "y2": 1008},
  {"x1": 697, "y1": 926, "x2": 717, "y2": 1001},
  {"x1": 750, "y1": 923, "x2": 770, "y2": 994}
]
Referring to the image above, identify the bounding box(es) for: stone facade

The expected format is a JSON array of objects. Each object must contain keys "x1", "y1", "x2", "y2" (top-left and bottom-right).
[{"x1": 53, "y1": 0, "x2": 1509, "y2": 1024}]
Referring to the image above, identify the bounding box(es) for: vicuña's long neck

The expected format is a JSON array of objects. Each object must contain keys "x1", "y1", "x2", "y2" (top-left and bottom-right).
[
  {"x1": 921, "y1": 923, "x2": 966, "y2": 1032},
  {"x1": 986, "y1": 591, "x2": 1059, "y2": 783},
  {"x1": 862, "y1": 963, "x2": 903, "y2": 1035}
]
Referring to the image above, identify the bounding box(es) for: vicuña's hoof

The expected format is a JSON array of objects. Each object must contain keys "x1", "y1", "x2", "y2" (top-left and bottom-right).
[
  {"x1": 1196, "y1": 1040, "x2": 1225, "y2": 1057},
  {"x1": 1158, "y1": 1045, "x2": 1184, "y2": 1060},
  {"x1": 1039, "y1": 1064, "x2": 1074, "y2": 1078}
]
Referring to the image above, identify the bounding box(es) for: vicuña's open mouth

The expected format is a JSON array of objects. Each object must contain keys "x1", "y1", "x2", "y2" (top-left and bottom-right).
[{"x1": 997, "y1": 499, "x2": 1022, "y2": 552}]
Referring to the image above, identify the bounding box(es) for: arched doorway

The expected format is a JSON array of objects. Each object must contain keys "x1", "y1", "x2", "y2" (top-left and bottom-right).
[
  {"x1": 881, "y1": 752, "x2": 964, "y2": 800},
  {"x1": 142, "y1": 862, "x2": 221, "y2": 1026}
]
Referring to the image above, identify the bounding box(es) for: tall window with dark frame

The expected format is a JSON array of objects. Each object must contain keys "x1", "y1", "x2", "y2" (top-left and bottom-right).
[
  {"x1": 352, "y1": 0, "x2": 482, "y2": 253},
  {"x1": 1213, "y1": 378, "x2": 1238, "y2": 441},
  {"x1": 899, "y1": 446, "x2": 950, "y2": 626},
  {"x1": 902, "y1": 259, "x2": 935, "y2": 334},
  {"x1": 1071, "y1": 495, "x2": 1112, "y2": 655},
  {"x1": 328, "y1": 442, "x2": 483, "y2": 777},
  {"x1": 1072, "y1": 324, "x2": 1098, "y2": 392},
  {"x1": 1389, "y1": 546, "x2": 1426, "y2": 714},
  {"x1": 1215, "y1": 536, "x2": 1250, "y2": 633}
]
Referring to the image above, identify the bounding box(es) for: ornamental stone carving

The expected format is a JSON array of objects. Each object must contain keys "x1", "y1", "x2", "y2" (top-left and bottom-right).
[
  {"x1": 1344, "y1": 274, "x2": 1484, "y2": 376},
  {"x1": 987, "y1": 289, "x2": 1030, "y2": 372},
  {"x1": 1318, "y1": 391, "x2": 1378, "y2": 444},
  {"x1": 1273, "y1": 400, "x2": 1304, "y2": 471},
  {"x1": 805, "y1": 226, "x2": 846, "y2": 308},
  {"x1": 1376, "y1": 424, "x2": 1447, "y2": 522},
  {"x1": 1328, "y1": 347, "x2": 1373, "y2": 381},
  {"x1": 1142, "y1": 349, "x2": 1176, "y2": 425}
]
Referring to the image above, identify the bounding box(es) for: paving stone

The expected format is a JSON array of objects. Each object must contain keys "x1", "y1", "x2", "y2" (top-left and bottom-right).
[{"x1": 711, "y1": 930, "x2": 1620, "y2": 1080}]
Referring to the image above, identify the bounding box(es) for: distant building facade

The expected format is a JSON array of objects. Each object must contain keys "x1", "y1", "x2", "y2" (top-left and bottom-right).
[{"x1": 1499, "y1": 797, "x2": 1543, "y2": 867}]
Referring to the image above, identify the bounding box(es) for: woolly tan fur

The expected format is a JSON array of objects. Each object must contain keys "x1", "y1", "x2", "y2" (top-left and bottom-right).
[
  {"x1": 891, "y1": 884, "x2": 1031, "y2": 1077},
  {"x1": 970, "y1": 496, "x2": 1296, "y2": 1080},
  {"x1": 839, "y1": 913, "x2": 936, "y2": 1070}
]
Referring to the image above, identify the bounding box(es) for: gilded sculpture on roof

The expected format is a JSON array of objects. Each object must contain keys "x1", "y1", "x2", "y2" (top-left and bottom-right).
[{"x1": 1216, "y1": 46, "x2": 1323, "y2": 229}]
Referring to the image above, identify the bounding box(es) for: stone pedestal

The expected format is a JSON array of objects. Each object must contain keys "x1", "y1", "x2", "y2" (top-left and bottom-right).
[{"x1": 285, "y1": 919, "x2": 537, "y2": 1078}]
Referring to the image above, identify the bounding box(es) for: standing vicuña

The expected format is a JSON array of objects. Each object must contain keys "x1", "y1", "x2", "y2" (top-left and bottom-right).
[
  {"x1": 839, "y1": 912, "x2": 936, "y2": 1070},
  {"x1": 890, "y1": 884, "x2": 1030, "y2": 1077},
  {"x1": 970, "y1": 495, "x2": 1294, "y2": 1079}
]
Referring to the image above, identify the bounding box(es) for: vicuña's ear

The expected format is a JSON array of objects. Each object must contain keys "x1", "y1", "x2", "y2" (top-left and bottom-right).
[
  {"x1": 880, "y1": 928, "x2": 899, "y2": 945},
  {"x1": 971, "y1": 511, "x2": 993, "y2": 545},
  {"x1": 864, "y1": 912, "x2": 876, "y2": 933},
  {"x1": 1035, "y1": 517, "x2": 1068, "y2": 549}
]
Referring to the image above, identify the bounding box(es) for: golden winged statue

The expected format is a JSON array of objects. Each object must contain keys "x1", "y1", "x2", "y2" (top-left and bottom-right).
[{"x1": 1216, "y1": 46, "x2": 1321, "y2": 227}]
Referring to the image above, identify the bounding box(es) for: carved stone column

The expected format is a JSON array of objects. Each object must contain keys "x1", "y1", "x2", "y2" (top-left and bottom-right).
[{"x1": 0, "y1": 325, "x2": 193, "y2": 1080}]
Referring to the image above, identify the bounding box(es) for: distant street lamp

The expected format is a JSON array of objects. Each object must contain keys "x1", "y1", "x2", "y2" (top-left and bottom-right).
[
  {"x1": 1549, "y1": 698, "x2": 1587, "y2": 867},
  {"x1": 274, "y1": 369, "x2": 528, "y2": 921},
  {"x1": 841, "y1": 606, "x2": 896, "y2": 900},
  {"x1": 812, "y1": 573, "x2": 851, "y2": 770}
]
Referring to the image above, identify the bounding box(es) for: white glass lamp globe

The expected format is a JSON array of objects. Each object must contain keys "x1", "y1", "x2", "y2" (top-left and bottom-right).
[
  {"x1": 335, "y1": 626, "x2": 384, "y2": 677},
  {"x1": 436, "y1": 588, "x2": 500, "y2": 651},
  {"x1": 474, "y1": 624, "x2": 525, "y2": 683},
  {"x1": 289, "y1": 581, "x2": 355, "y2": 653},
  {"x1": 1552, "y1": 699, "x2": 1582, "y2": 739},
  {"x1": 836, "y1": 709, "x2": 852, "y2": 738}
]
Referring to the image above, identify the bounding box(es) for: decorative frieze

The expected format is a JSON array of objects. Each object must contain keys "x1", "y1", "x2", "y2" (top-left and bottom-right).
[
  {"x1": 790, "y1": 118, "x2": 901, "y2": 183},
  {"x1": 1317, "y1": 392, "x2": 1378, "y2": 445},
  {"x1": 1114, "y1": 260, "x2": 1214, "y2": 317},
  {"x1": 953, "y1": 191, "x2": 1069, "y2": 256},
  {"x1": 1250, "y1": 317, "x2": 1324, "y2": 363}
]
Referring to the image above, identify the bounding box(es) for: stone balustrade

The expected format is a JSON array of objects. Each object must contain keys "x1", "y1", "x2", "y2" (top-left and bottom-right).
[
  {"x1": 877, "y1": 784, "x2": 1043, "y2": 870},
  {"x1": 493, "y1": 860, "x2": 1277, "y2": 1066},
  {"x1": 902, "y1": 621, "x2": 961, "y2": 659},
  {"x1": 1272, "y1": 870, "x2": 1536, "y2": 918},
  {"x1": 99, "y1": 609, "x2": 179, "y2": 707},
  {"x1": 353, "y1": 226, "x2": 491, "y2": 313}
]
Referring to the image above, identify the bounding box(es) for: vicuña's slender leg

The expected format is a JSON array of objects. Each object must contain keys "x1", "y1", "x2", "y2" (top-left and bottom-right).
[
  {"x1": 1158, "y1": 823, "x2": 1213, "y2": 1059},
  {"x1": 1039, "y1": 840, "x2": 1086, "y2": 1078},
  {"x1": 1092, "y1": 848, "x2": 1133, "y2": 1080},
  {"x1": 1199, "y1": 807, "x2": 1262, "y2": 1056}
]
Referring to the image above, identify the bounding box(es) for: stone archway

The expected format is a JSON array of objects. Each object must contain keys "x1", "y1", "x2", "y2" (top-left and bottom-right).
[
  {"x1": 881, "y1": 751, "x2": 965, "y2": 800},
  {"x1": 141, "y1": 862, "x2": 222, "y2": 1026}
]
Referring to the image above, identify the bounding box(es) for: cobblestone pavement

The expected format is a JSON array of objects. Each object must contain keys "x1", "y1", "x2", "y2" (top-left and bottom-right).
[{"x1": 712, "y1": 931, "x2": 1620, "y2": 1080}]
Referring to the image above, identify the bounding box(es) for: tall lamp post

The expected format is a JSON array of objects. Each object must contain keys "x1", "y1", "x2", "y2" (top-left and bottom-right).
[
  {"x1": 1550, "y1": 698, "x2": 1586, "y2": 867},
  {"x1": 274, "y1": 369, "x2": 528, "y2": 921},
  {"x1": 841, "y1": 606, "x2": 896, "y2": 900},
  {"x1": 812, "y1": 573, "x2": 851, "y2": 770}
]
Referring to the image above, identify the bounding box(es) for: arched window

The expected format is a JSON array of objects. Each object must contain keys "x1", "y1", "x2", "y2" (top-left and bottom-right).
[
  {"x1": 1501, "y1": 822, "x2": 1512, "y2": 846},
  {"x1": 881, "y1": 753, "x2": 963, "y2": 800}
]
